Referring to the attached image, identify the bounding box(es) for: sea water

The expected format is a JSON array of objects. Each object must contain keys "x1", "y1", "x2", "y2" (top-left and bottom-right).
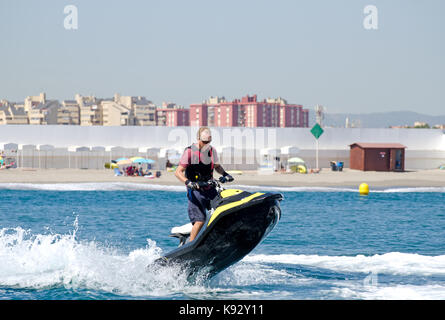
[{"x1": 0, "y1": 182, "x2": 445, "y2": 300}]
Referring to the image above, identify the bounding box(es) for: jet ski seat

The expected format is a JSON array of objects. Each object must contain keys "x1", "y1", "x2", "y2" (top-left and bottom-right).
[{"x1": 170, "y1": 223, "x2": 193, "y2": 246}]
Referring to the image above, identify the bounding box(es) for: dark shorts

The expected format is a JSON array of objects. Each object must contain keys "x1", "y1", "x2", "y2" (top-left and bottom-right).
[{"x1": 187, "y1": 187, "x2": 218, "y2": 224}]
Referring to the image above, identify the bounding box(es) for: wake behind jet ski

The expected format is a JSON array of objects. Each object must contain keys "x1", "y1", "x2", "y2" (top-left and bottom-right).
[{"x1": 153, "y1": 180, "x2": 283, "y2": 281}]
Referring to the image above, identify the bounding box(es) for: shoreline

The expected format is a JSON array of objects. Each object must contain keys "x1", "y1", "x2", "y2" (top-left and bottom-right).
[{"x1": 1, "y1": 168, "x2": 445, "y2": 188}]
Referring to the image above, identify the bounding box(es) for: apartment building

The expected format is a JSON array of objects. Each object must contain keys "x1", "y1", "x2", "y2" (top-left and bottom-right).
[
  {"x1": 155, "y1": 102, "x2": 189, "y2": 126},
  {"x1": 114, "y1": 94, "x2": 157, "y2": 126},
  {"x1": 133, "y1": 100, "x2": 157, "y2": 126},
  {"x1": 57, "y1": 100, "x2": 80, "y2": 125},
  {"x1": 24, "y1": 93, "x2": 46, "y2": 113},
  {"x1": 28, "y1": 100, "x2": 60, "y2": 125},
  {"x1": 0, "y1": 92, "x2": 310, "y2": 128},
  {"x1": 158, "y1": 109, "x2": 189, "y2": 126},
  {"x1": 75, "y1": 94, "x2": 103, "y2": 126},
  {"x1": 80, "y1": 102, "x2": 102, "y2": 126},
  {"x1": 0, "y1": 102, "x2": 28, "y2": 124},
  {"x1": 189, "y1": 103, "x2": 209, "y2": 127},
  {"x1": 101, "y1": 100, "x2": 132, "y2": 126},
  {"x1": 190, "y1": 95, "x2": 309, "y2": 128}
]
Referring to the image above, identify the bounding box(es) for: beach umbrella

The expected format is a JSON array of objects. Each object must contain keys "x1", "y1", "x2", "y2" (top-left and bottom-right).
[
  {"x1": 132, "y1": 158, "x2": 155, "y2": 164},
  {"x1": 144, "y1": 158, "x2": 156, "y2": 164},
  {"x1": 117, "y1": 159, "x2": 132, "y2": 165},
  {"x1": 288, "y1": 157, "x2": 305, "y2": 164},
  {"x1": 287, "y1": 157, "x2": 307, "y2": 174},
  {"x1": 115, "y1": 157, "x2": 128, "y2": 162}
]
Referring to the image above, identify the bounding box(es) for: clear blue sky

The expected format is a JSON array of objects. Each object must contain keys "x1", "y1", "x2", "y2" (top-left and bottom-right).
[{"x1": 1, "y1": 0, "x2": 444, "y2": 115}]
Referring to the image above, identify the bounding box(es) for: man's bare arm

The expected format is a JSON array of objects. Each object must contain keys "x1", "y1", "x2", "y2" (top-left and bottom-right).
[
  {"x1": 214, "y1": 163, "x2": 226, "y2": 175},
  {"x1": 175, "y1": 165, "x2": 188, "y2": 184}
]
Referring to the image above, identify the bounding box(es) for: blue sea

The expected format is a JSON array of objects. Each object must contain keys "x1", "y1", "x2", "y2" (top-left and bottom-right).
[{"x1": 1, "y1": 182, "x2": 445, "y2": 300}]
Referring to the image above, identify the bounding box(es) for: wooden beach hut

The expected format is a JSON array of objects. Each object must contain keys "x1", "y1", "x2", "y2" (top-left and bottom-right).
[{"x1": 349, "y1": 143, "x2": 406, "y2": 172}]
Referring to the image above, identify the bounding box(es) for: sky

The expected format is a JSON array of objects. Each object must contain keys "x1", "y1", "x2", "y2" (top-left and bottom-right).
[{"x1": 1, "y1": 0, "x2": 444, "y2": 115}]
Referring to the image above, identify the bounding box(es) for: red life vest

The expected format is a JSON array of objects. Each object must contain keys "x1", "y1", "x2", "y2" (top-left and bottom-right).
[{"x1": 184, "y1": 144, "x2": 215, "y2": 182}]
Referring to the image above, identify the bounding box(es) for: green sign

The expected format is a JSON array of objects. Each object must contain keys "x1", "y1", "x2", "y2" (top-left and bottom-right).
[{"x1": 310, "y1": 123, "x2": 324, "y2": 139}]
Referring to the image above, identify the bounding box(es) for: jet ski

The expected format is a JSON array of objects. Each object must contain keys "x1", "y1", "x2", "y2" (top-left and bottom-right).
[{"x1": 152, "y1": 180, "x2": 283, "y2": 281}]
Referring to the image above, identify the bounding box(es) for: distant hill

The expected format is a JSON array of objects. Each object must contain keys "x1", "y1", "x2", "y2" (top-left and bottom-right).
[{"x1": 308, "y1": 110, "x2": 445, "y2": 128}]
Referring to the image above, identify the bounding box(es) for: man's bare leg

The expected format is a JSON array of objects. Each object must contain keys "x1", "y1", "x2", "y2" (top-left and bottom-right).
[{"x1": 189, "y1": 221, "x2": 204, "y2": 242}]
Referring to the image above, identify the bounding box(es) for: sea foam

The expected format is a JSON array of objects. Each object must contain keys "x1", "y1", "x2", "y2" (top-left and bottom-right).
[
  {"x1": 0, "y1": 227, "x2": 197, "y2": 297},
  {"x1": 243, "y1": 252, "x2": 445, "y2": 276},
  {"x1": 2, "y1": 226, "x2": 445, "y2": 299}
]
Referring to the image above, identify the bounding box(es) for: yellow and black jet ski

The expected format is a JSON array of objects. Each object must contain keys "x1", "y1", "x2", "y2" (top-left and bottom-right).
[{"x1": 152, "y1": 180, "x2": 283, "y2": 281}]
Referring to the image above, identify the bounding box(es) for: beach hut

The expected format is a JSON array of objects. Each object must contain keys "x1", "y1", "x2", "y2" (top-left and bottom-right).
[
  {"x1": 159, "y1": 148, "x2": 178, "y2": 158},
  {"x1": 68, "y1": 146, "x2": 91, "y2": 169},
  {"x1": 91, "y1": 146, "x2": 106, "y2": 152},
  {"x1": 18, "y1": 144, "x2": 36, "y2": 168},
  {"x1": 0, "y1": 142, "x2": 18, "y2": 151},
  {"x1": 260, "y1": 148, "x2": 281, "y2": 171},
  {"x1": 52, "y1": 147, "x2": 69, "y2": 169},
  {"x1": 90, "y1": 146, "x2": 106, "y2": 169},
  {"x1": 18, "y1": 144, "x2": 36, "y2": 150},
  {"x1": 280, "y1": 146, "x2": 300, "y2": 157},
  {"x1": 68, "y1": 146, "x2": 90, "y2": 152},
  {"x1": 159, "y1": 148, "x2": 182, "y2": 160},
  {"x1": 260, "y1": 148, "x2": 281, "y2": 159},
  {"x1": 105, "y1": 146, "x2": 127, "y2": 163},
  {"x1": 19, "y1": 144, "x2": 36, "y2": 168},
  {"x1": 258, "y1": 148, "x2": 280, "y2": 172},
  {"x1": 138, "y1": 147, "x2": 161, "y2": 161},
  {"x1": 349, "y1": 143, "x2": 406, "y2": 171},
  {"x1": 35, "y1": 144, "x2": 55, "y2": 169},
  {"x1": 138, "y1": 146, "x2": 160, "y2": 156}
]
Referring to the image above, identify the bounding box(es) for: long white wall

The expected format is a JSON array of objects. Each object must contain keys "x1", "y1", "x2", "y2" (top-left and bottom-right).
[
  {"x1": 0, "y1": 125, "x2": 444, "y2": 169},
  {"x1": 1, "y1": 125, "x2": 444, "y2": 150}
]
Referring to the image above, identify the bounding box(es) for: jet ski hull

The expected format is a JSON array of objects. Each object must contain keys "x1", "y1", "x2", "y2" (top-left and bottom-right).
[{"x1": 155, "y1": 192, "x2": 282, "y2": 281}]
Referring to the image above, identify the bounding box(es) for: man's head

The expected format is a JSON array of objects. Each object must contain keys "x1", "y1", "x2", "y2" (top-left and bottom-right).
[{"x1": 197, "y1": 127, "x2": 212, "y2": 144}]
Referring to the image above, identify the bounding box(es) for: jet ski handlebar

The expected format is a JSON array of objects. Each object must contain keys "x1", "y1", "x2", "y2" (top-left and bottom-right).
[
  {"x1": 206, "y1": 179, "x2": 222, "y2": 188},
  {"x1": 191, "y1": 176, "x2": 232, "y2": 192},
  {"x1": 205, "y1": 178, "x2": 230, "y2": 191}
]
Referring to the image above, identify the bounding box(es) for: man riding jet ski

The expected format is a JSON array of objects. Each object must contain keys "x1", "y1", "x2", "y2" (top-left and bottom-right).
[
  {"x1": 174, "y1": 126, "x2": 234, "y2": 242},
  {"x1": 158, "y1": 179, "x2": 283, "y2": 280},
  {"x1": 151, "y1": 127, "x2": 283, "y2": 280}
]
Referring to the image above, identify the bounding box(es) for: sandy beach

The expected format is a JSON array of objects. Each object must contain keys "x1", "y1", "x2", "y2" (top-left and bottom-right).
[{"x1": 1, "y1": 168, "x2": 444, "y2": 188}]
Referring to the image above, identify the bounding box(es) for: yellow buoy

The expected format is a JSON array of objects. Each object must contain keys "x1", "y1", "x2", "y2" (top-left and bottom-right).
[{"x1": 359, "y1": 183, "x2": 369, "y2": 195}]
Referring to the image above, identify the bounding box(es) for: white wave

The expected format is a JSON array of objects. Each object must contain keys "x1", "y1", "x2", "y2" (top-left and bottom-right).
[
  {"x1": 215, "y1": 261, "x2": 312, "y2": 287},
  {"x1": 0, "y1": 227, "x2": 202, "y2": 297},
  {"x1": 3, "y1": 225, "x2": 445, "y2": 299},
  {"x1": 380, "y1": 187, "x2": 445, "y2": 193},
  {"x1": 333, "y1": 283, "x2": 445, "y2": 300},
  {"x1": 0, "y1": 225, "x2": 302, "y2": 299},
  {"x1": 243, "y1": 252, "x2": 445, "y2": 276}
]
